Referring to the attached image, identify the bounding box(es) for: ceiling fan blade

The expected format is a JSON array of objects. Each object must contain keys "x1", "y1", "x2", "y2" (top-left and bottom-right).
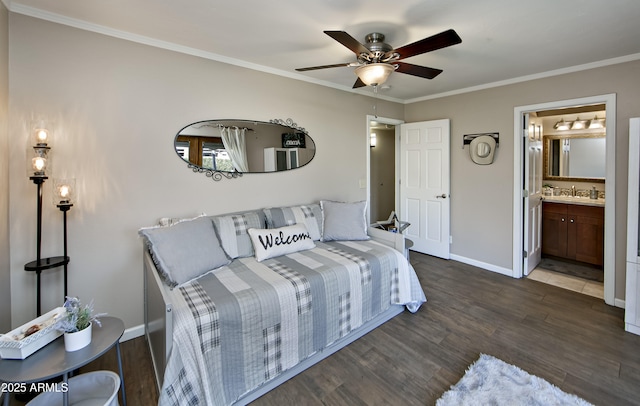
[
  {"x1": 295, "y1": 62, "x2": 352, "y2": 72},
  {"x1": 392, "y1": 29, "x2": 462, "y2": 60},
  {"x1": 324, "y1": 31, "x2": 370, "y2": 55},
  {"x1": 395, "y1": 62, "x2": 443, "y2": 79},
  {"x1": 352, "y1": 77, "x2": 366, "y2": 88}
]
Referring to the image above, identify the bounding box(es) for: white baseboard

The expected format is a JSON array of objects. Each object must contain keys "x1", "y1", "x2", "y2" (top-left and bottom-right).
[
  {"x1": 450, "y1": 254, "x2": 627, "y2": 309},
  {"x1": 121, "y1": 323, "x2": 145, "y2": 342},
  {"x1": 626, "y1": 322, "x2": 640, "y2": 336},
  {"x1": 449, "y1": 254, "x2": 515, "y2": 277}
]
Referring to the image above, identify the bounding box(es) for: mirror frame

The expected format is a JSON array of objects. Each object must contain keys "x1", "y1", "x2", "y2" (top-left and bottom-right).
[
  {"x1": 176, "y1": 118, "x2": 312, "y2": 181},
  {"x1": 542, "y1": 132, "x2": 605, "y2": 183}
]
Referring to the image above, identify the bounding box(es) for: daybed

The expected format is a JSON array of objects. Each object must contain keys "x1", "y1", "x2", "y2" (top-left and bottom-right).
[{"x1": 141, "y1": 201, "x2": 426, "y2": 406}]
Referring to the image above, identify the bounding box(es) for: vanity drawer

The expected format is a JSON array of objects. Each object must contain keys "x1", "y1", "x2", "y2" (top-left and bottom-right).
[
  {"x1": 542, "y1": 202, "x2": 568, "y2": 214},
  {"x1": 570, "y1": 204, "x2": 604, "y2": 219}
]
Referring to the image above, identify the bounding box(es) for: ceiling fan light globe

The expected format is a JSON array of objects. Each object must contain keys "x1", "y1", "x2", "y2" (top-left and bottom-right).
[{"x1": 355, "y1": 63, "x2": 394, "y2": 86}]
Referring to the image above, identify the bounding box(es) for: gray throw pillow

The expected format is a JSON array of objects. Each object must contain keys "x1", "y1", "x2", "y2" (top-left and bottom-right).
[
  {"x1": 321, "y1": 200, "x2": 369, "y2": 242},
  {"x1": 139, "y1": 216, "x2": 230, "y2": 288}
]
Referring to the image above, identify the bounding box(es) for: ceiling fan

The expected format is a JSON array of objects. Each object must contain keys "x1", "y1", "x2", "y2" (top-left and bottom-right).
[{"x1": 296, "y1": 29, "x2": 462, "y2": 88}]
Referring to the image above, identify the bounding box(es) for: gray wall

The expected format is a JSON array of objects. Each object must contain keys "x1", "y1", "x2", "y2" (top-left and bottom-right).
[
  {"x1": 7, "y1": 14, "x2": 403, "y2": 329},
  {"x1": 0, "y1": 2, "x2": 10, "y2": 332},
  {"x1": 6, "y1": 11, "x2": 639, "y2": 331},
  {"x1": 405, "y1": 59, "x2": 640, "y2": 300}
]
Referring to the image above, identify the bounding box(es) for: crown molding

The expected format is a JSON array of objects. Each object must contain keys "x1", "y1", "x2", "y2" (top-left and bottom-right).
[
  {"x1": 10, "y1": 2, "x2": 638, "y2": 105},
  {"x1": 405, "y1": 52, "x2": 640, "y2": 104},
  {"x1": 7, "y1": 3, "x2": 405, "y2": 104}
]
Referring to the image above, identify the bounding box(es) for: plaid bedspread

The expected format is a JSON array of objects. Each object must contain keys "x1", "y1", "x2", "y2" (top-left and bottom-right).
[{"x1": 159, "y1": 240, "x2": 426, "y2": 405}]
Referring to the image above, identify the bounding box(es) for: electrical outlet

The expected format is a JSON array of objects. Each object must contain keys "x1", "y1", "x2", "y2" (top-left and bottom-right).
[
  {"x1": 449, "y1": 236, "x2": 453, "y2": 244},
  {"x1": 359, "y1": 179, "x2": 366, "y2": 189}
]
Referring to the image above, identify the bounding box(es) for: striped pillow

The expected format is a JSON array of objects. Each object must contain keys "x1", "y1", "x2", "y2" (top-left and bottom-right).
[
  {"x1": 211, "y1": 211, "x2": 266, "y2": 258},
  {"x1": 263, "y1": 204, "x2": 323, "y2": 241}
]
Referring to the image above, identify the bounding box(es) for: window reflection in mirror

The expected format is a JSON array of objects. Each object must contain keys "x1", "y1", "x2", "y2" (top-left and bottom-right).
[{"x1": 176, "y1": 136, "x2": 234, "y2": 171}]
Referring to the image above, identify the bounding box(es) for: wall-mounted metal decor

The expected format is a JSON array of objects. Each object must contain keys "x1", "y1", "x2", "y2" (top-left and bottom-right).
[
  {"x1": 462, "y1": 132, "x2": 499, "y2": 148},
  {"x1": 175, "y1": 118, "x2": 315, "y2": 181}
]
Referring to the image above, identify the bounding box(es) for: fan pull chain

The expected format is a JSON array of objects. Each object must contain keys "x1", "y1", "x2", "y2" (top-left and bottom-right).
[{"x1": 373, "y1": 85, "x2": 379, "y2": 118}]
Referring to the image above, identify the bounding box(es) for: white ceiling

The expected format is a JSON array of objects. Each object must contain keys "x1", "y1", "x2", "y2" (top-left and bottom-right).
[{"x1": 5, "y1": 0, "x2": 640, "y2": 102}]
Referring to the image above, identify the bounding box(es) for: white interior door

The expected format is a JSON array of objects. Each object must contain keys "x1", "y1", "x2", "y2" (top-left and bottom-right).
[
  {"x1": 524, "y1": 114, "x2": 543, "y2": 275},
  {"x1": 399, "y1": 119, "x2": 450, "y2": 259}
]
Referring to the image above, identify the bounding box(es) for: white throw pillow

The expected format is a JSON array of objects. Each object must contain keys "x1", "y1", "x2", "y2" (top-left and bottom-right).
[{"x1": 248, "y1": 224, "x2": 315, "y2": 262}]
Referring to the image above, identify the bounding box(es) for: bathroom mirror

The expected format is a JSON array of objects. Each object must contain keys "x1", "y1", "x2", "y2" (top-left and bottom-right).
[
  {"x1": 543, "y1": 133, "x2": 605, "y2": 183},
  {"x1": 175, "y1": 118, "x2": 315, "y2": 180}
]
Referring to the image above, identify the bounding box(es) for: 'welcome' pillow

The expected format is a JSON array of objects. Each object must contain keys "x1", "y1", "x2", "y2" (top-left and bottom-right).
[{"x1": 248, "y1": 224, "x2": 315, "y2": 262}]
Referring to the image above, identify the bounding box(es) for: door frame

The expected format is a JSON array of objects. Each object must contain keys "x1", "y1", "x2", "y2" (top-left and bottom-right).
[
  {"x1": 366, "y1": 115, "x2": 404, "y2": 224},
  {"x1": 513, "y1": 94, "x2": 616, "y2": 306}
]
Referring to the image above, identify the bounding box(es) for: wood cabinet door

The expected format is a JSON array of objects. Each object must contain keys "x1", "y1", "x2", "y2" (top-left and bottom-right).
[
  {"x1": 542, "y1": 208, "x2": 568, "y2": 257},
  {"x1": 572, "y1": 210, "x2": 605, "y2": 266}
]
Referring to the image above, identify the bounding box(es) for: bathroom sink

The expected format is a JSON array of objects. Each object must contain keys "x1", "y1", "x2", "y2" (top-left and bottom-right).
[{"x1": 543, "y1": 195, "x2": 605, "y2": 206}]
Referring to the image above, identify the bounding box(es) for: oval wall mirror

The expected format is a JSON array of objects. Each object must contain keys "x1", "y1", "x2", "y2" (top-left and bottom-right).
[{"x1": 175, "y1": 118, "x2": 315, "y2": 180}]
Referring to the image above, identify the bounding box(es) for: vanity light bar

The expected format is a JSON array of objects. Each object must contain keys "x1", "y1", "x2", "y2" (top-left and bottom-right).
[{"x1": 554, "y1": 115, "x2": 605, "y2": 131}]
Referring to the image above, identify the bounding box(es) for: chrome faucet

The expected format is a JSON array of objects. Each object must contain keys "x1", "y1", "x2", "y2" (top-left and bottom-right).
[{"x1": 571, "y1": 185, "x2": 576, "y2": 196}]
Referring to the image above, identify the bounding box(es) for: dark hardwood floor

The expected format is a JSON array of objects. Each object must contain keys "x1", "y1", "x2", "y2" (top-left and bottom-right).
[
  {"x1": 255, "y1": 253, "x2": 640, "y2": 406},
  {"x1": 8, "y1": 252, "x2": 640, "y2": 405}
]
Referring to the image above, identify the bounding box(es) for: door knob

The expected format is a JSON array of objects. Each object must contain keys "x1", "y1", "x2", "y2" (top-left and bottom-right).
[{"x1": 436, "y1": 194, "x2": 448, "y2": 199}]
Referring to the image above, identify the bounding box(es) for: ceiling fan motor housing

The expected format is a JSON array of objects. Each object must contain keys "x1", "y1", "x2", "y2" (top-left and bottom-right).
[{"x1": 360, "y1": 33, "x2": 398, "y2": 63}]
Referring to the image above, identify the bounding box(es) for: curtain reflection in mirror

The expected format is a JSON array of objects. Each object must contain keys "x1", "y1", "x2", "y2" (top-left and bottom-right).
[{"x1": 220, "y1": 126, "x2": 249, "y2": 172}]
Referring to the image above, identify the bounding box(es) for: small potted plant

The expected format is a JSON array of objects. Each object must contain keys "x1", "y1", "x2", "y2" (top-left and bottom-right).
[{"x1": 56, "y1": 296, "x2": 106, "y2": 351}]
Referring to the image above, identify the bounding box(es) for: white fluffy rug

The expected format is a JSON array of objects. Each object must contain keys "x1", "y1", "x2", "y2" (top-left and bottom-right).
[{"x1": 436, "y1": 354, "x2": 593, "y2": 406}]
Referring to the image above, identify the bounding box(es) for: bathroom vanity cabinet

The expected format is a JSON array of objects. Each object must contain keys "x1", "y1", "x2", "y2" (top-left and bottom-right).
[{"x1": 542, "y1": 201, "x2": 604, "y2": 266}]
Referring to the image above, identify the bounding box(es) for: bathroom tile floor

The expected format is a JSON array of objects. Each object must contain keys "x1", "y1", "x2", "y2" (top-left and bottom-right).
[{"x1": 528, "y1": 267, "x2": 604, "y2": 299}]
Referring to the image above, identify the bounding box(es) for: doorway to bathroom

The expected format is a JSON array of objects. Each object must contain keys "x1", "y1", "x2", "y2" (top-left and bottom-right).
[{"x1": 513, "y1": 94, "x2": 616, "y2": 305}]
